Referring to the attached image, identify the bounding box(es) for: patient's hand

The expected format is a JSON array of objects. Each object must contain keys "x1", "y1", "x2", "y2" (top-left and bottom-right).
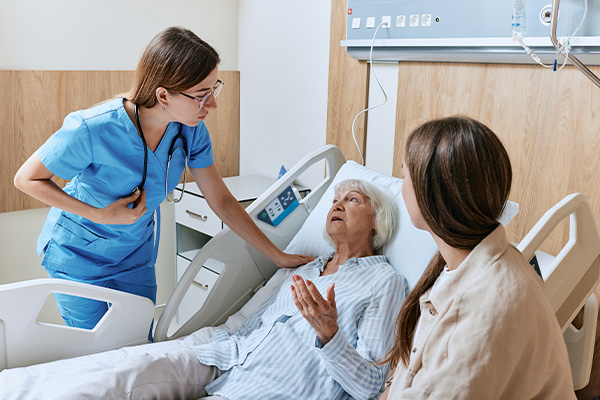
[{"x1": 291, "y1": 275, "x2": 338, "y2": 345}]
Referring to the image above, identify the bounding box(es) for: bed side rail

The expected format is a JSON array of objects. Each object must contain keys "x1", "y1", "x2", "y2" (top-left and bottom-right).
[
  {"x1": 247, "y1": 144, "x2": 347, "y2": 216},
  {"x1": 517, "y1": 193, "x2": 600, "y2": 390},
  {"x1": 240, "y1": 144, "x2": 347, "y2": 278},
  {"x1": 0, "y1": 279, "x2": 154, "y2": 370},
  {"x1": 154, "y1": 145, "x2": 346, "y2": 342},
  {"x1": 517, "y1": 193, "x2": 600, "y2": 330}
]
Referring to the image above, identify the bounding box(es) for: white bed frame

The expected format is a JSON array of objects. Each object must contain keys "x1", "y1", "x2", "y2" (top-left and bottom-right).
[
  {"x1": 0, "y1": 145, "x2": 598, "y2": 390},
  {"x1": 0, "y1": 278, "x2": 155, "y2": 370}
]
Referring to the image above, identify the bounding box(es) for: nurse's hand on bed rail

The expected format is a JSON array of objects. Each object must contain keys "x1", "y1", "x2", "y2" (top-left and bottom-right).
[
  {"x1": 274, "y1": 252, "x2": 315, "y2": 269},
  {"x1": 291, "y1": 275, "x2": 339, "y2": 345},
  {"x1": 93, "y1": 189, "x2": 147, "y2": 225}
]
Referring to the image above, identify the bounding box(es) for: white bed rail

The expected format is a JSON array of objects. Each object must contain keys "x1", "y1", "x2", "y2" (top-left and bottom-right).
[
  {"x1": 518, "y1": 193, "x2": 600, "y2": 389},
  {"x1": 153, "y1": 145, "x2": 346, "y2": 342},
  {"x1": 518, "y1": 193, "x2": 600, "y2": 330},
  {"x1": 0, "y1": 279, "x2": 155, "y2": 370}
]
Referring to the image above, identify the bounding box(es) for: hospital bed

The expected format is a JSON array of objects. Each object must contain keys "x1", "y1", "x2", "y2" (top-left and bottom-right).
[{"x1": 0, "y1": 145, "x2": 598, "y2": 391}]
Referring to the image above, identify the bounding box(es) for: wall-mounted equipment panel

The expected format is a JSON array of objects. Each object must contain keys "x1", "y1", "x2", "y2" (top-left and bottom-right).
[{"x1": 342, "y1": 0, "x2": 600, "y2": 65}]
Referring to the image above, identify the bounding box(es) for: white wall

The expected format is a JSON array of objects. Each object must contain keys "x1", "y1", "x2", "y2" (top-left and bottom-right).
[
  {"x1": 0, "y1": 0, "x2": 239, "y2": 71},
  {"x1": 237, "y1": 1, "x2": 397, "y2": 183},
  {"x1": 365, "y1": 62, "x2": 400, "y2": 176},
  {"x1": 238, "y1": 0, "x2": 331, "y2": 187},
  {"x1": 0, "y1": 0, "x2": 239, "y2": 322}
]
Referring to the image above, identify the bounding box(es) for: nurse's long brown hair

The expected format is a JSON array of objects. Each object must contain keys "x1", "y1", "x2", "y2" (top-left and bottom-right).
[
  {"x1": 384, "y1": 116, "x2": 512, "y2": 371},
  {"x1": 128, "y1": 26, "x2": 220, "y2": 108}
]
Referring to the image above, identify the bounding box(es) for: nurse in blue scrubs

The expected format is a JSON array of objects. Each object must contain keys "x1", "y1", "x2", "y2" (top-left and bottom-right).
[{"x1": 14, "y1": 27, "x2": 312, "y2": 332}]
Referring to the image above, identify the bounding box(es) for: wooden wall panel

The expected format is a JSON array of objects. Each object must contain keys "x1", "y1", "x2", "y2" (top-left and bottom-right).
[
  {"x1": 0, "y1": 70, "x2": 135, "y2": 213},
  {"x1": 326, "y1": 0, "x2": 369, "y2": 163},
  {"x1": 393, "y1": 62, "x2": 600, "y2": 256},
  {"x1": 1, "y1": 70, "x2": 240, "y2": 213},
  {"x1": 204, "y1": 71, "x2": 239, "y2": 180}
]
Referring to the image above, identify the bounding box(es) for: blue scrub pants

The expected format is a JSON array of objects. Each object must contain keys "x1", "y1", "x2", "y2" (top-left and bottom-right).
[{"x1": 47, "y1": 266, "x2": 157, "y2": 336}]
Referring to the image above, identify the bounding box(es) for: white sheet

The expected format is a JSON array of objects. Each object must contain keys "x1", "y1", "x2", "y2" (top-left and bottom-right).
[{"x1": 0, "y1": 335, "x2": 220, "y2": 399}]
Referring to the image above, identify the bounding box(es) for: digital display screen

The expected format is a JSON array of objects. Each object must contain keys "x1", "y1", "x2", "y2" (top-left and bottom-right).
[{"x1": 257, "y1": 186, "x2": 299, "y2": 227}]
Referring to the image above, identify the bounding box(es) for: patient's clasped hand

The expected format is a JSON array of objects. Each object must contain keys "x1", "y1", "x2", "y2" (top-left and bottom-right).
[{"x1": 0, "y1": 179, "x2": 408, "y2": 400}]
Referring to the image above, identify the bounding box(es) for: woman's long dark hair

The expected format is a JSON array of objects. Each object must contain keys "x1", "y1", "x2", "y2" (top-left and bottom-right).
[
  {"x1": 384, "y1": 116, "x2": 512, "y2": 371},
  {"x1": 127, "y1": 27, "x2": 220, "y2": 108}
]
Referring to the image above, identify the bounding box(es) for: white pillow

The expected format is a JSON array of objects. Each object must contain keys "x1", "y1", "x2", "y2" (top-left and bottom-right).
[{"x1": 285, "y1": 161, "x2": 519, "y2": 290}]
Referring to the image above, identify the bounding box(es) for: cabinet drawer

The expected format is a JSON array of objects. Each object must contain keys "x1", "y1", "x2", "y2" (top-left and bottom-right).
[
  {"x1": 176, "y1": 255, "x2": 220, "y2": 324},
  {"x1": 175, "y1": 192, "x2": 222, "y2": 236}
]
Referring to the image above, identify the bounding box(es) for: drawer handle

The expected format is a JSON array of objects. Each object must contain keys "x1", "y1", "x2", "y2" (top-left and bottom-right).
[
  {"x1": 193, "y1": 281, "x2": 209, "y2": 290},
  {"x1": 186, "y1": 210, "x2": 208, "y2": 221}
]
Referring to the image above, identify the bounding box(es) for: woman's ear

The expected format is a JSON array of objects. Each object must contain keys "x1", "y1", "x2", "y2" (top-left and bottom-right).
[{"x1": 155, "y1": 87, "x2": 169, "y2": 109}]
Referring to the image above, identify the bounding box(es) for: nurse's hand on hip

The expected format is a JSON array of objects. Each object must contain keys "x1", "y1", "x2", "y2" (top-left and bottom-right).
[
  {"x1": 97, "y1": 188, "x2": 148, "y2": 224},
  {"x1": 14, "y1": 153, "x2": 148, "y2": 225}
]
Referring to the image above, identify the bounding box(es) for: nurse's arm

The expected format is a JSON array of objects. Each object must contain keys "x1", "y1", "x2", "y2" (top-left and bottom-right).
[
  {"x1": 14, "y1": 151, "x2": 147, "y2": 225},
  {"x1": 190, "y1": 164, "x2": 313, "y2": 268}
]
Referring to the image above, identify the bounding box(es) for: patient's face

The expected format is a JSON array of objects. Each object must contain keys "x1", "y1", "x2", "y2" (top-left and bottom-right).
[
  {"x1": 326, "y1": 187, "x2": 374, "y2": 247},
  {"x1": 402, "y1": 163, "x2": 428, "y2": 231}
]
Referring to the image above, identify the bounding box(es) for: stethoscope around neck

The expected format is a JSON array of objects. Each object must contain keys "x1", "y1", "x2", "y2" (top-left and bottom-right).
[{"x1": 134, "y1": 103, "x2": 188, "y2": 203}]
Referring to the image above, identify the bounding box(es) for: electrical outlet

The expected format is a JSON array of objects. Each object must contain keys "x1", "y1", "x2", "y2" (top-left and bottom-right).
[
  {"x1": 382, "y1": 15, "x2": 391, "y2": 28},
  {"x1": 539, "y1": 4, "x2": 555, "y2": 26}
]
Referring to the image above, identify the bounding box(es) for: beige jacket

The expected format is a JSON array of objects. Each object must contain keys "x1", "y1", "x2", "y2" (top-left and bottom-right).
[{"x1": 388, "y1": 225, "x2": 575, "y2": 399}]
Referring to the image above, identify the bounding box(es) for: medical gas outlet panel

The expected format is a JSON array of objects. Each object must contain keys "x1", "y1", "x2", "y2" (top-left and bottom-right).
[{"x1": 343, "y1": 0, "x2": 600, "y2": 64}]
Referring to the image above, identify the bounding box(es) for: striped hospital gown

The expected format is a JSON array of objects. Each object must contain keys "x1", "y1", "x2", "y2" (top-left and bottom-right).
[{"x1": 193, "y1": 253, "x2": 408, "y2": 400}]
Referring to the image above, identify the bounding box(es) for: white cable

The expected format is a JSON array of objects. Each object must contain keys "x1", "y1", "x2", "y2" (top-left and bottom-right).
[
  {"x1": 515, "y1": 36, "x2": 555, "y2": 68},
  {"x1": 566, "y1": 0, "x2": 587, "y2": 41},
  {"x1": 351, "y1": 21, "x2": 388, "y2": 166},
  {"x1": 552, "y1": 0, "x2": 587, "y2": 71}
]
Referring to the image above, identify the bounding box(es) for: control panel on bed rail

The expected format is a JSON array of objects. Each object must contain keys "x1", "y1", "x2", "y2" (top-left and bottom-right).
[{"x1": 257, "y1": 186, "x2": 301, "y2": 227}]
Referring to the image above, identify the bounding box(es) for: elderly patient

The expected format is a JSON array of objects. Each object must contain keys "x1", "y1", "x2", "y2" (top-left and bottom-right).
[{"x1": 0, "y1": 179, "x2": 408, "y2": 400}]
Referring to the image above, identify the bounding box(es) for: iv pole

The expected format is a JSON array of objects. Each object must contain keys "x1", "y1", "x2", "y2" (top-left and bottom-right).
[{"x1": 550, "y1": 0, "x2": 600, "y2": 88}]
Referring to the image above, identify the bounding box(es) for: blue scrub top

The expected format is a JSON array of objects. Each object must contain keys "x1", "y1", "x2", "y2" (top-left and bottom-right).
[{"x1": 37, "y1": 98, "x2": 214, "y2": 276}]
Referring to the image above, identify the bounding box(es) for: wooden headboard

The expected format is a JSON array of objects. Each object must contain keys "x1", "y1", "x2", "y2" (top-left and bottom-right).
[{"x1": 0, "y1": 70, "x2": 239, "y2": 213}]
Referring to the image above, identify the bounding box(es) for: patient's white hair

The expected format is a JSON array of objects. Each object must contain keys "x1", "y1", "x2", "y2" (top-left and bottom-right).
[{"x1": 323, "y1": 179, "x2": 398, "y2": 252}]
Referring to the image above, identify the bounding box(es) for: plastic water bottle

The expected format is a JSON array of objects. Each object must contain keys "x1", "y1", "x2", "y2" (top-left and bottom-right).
[{"x1": 512, "y1": 0, "x2": 527, "y2": 39}]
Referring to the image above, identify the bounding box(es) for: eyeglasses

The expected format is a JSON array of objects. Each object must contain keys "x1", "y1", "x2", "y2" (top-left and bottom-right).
[{"x1": 179, "y1": 80, "x2": 224, "y2": 108}]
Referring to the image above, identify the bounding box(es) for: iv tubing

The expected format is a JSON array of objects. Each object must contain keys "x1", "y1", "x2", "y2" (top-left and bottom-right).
[{"x1": 550, "y1": 0, "x2": 600, "y2": 88}]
